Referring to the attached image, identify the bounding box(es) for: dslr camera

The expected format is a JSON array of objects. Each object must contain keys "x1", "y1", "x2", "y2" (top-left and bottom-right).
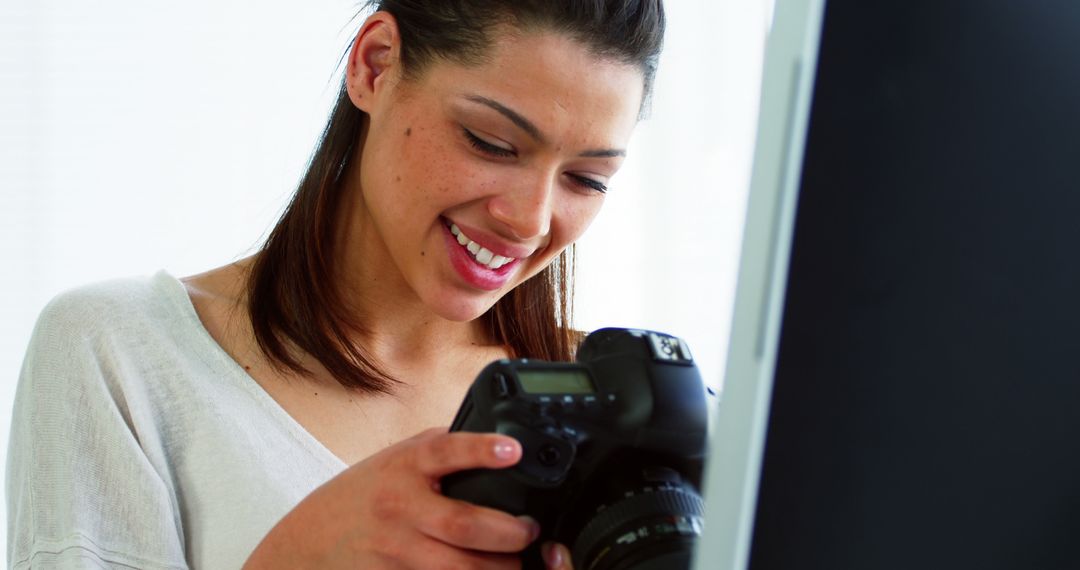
[{"x1": 442, "y1": 328, "x2": 709, "y2": 570}]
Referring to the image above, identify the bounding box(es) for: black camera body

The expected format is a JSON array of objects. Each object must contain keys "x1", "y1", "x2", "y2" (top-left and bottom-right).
[{"x1": 442, "y1": 328, "x2": 709, "y2": 570}]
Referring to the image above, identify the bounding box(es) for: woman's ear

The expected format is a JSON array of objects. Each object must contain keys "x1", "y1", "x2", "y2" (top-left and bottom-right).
[{"x1": 346, "y1": 11, "x2": 401, "y2": 113}]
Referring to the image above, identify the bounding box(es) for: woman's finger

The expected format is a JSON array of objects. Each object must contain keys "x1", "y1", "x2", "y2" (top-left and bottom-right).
[
  {"x1": 408, "y1": 431, "x2": 522, "y2": 478},
  {"x1": 392, "y1": 535, "x2": 523, "y2": 570},
  {"x1": 416, "y1": 498, "x2": 539, "y2": 553},
  {"x1": 542, "y1": 542, "x2": 573, "y2": 570}
]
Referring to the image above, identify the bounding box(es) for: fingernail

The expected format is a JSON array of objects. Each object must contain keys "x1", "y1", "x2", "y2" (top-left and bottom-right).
[
  {"x1": 494, "y1": 439, "x2": 518, "y2": 460},
  {"x1": 517, "y1": 515, "x2": 541, "y2": 542},
  {"x1": 542, "y1": 542, "x2": 565, "y2": 569}
]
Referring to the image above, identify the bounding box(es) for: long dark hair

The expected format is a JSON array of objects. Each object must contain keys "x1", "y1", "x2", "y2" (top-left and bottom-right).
[{"x1": 247, "y1": 0, "x2": 666, "y2": 393}]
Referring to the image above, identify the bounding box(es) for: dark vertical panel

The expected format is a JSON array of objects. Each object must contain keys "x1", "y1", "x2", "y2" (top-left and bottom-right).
[{"x1": 749, "y1": 2, "x2": 1080, "y2": 569}]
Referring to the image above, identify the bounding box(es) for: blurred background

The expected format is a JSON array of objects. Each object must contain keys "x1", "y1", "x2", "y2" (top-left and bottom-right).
[{"x1": 0, "y1": 0, "x2": 770, "y2": 562}]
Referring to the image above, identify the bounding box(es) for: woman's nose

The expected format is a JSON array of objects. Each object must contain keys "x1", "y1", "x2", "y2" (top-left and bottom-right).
[{"x1": 487, "y1": 173, "x2": 555, "y2": 240}]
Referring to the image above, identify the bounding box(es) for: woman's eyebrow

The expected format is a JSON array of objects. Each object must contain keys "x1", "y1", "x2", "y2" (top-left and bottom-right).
[
  {"x1": 579, "y1": 148, "x2": 626, "y2": 158},
  {"x1": 463, "y1": 93, "x2": 627, "y2": 158},
  {"x1": 464, "y1": 94, "x2": 546, "y2": 143}
]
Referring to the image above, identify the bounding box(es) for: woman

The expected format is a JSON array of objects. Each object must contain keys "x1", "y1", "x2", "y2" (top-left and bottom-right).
[{"x1": 7, "y1": 1, "x2": 665, "y2": 568}]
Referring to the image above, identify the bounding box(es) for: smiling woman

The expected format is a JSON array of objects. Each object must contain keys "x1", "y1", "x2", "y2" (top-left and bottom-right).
[
  {"x1": 6, "y1": 1, "x2": 665, "y2": 569},
  {"x1": 341, "y1": 24, "x2": 640, "y2": 319},
  {"x1": 242, "y1": 11, "x2": 654, "y2": 399}
]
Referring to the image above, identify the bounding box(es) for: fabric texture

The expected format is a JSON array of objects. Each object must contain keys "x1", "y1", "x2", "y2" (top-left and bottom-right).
[{"x1": 7, "y1": 271, "x2": 346, "y2": 569}]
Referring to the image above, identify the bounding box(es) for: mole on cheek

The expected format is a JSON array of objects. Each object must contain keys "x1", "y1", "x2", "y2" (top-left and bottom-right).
[{"x1": 405, "y1": 127, "x2": 412, "y2": 136}]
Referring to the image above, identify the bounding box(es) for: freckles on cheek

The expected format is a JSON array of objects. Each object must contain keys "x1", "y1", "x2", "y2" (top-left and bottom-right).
[{"x1": 475, "y1": 171, "x2": 495, "y2": 189}]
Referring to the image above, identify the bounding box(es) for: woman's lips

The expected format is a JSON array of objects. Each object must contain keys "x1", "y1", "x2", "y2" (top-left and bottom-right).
[
  {"x1": 441, "y1": 222, "x2": 520, "y2": 291},
  {"x1": 449, "y1": 223, "x2": 515, "y2": 269},
  {"x1": 443, "y1": 218, "x2": 535, "y2": 260}
]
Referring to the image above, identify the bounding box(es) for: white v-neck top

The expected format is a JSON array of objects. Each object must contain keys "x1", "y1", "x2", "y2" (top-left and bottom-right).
[{"x1": 7, "y1": 271, "x2": 347, "y2": 569}]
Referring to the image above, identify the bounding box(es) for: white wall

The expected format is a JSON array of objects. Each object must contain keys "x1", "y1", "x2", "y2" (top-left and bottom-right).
[
  {"x1": 576, "y1": 0, "x2": 769, "y2": 384},
  {"x1": 0, "y1": 1, "x2": 768, "y2": 563}
]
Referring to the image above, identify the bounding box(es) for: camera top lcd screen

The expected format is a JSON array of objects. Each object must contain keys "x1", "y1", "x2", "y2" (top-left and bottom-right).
[{"x1": 517, "y1": 369, "x2": 596, "y2": 395}]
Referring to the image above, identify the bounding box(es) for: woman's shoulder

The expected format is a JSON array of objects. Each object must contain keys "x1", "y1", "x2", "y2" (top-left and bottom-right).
[{"x1": 33, "y1": 270, "x2": 195, "y2": 343}]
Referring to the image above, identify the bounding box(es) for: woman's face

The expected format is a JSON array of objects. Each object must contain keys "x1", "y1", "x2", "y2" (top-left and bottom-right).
[{"x1": 348, "y1": 22, "x2": 644, "y2": 322}]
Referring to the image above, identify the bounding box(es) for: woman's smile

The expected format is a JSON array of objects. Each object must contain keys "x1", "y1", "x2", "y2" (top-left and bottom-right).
[
  {"x1": 447, "y1": 220, "x2": 520, "y2": 270},
  {"x1": 441, "y1": 219, "x2": 523, "y2": 291}
]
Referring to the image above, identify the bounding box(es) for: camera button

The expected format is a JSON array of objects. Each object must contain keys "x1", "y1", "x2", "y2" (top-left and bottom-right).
[
  {"x1": 537, "y1": 444, "x2": 562, "y2": 466},
  {"x1": 493, "y1": 373, "x2": 512, "y2": 399}
]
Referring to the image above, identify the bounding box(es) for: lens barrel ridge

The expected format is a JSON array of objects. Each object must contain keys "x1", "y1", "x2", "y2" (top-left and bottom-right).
[{"x1": 573, "y1": 486, "x2": 705, "y2": 570}]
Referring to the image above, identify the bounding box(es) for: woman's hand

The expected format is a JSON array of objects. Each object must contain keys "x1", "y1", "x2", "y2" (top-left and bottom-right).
[
  {"x1": 541, "y1": 542, "x2": 574, "y2": 570},
  {"x1": 244, "y1": 428, "x2": 540, "y2": 569}
]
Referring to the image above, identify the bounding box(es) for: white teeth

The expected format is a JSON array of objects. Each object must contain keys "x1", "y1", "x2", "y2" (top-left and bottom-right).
[{"x1": 448, "y1": 222, "x2": 516, "y2": 270}]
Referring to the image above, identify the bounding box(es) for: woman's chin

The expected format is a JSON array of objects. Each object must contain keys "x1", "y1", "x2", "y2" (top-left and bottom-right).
[{"x1": 428, "y1": 293, "x2": 501, "y2": 324}]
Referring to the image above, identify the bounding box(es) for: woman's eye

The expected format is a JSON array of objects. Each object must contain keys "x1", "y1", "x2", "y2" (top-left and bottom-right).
[
  {"x1": 462, "y1": 128, "x2": 515, "y2": 158},
  {"x1": 569, "y1": 174, "x2": 608, "y2": 194}
]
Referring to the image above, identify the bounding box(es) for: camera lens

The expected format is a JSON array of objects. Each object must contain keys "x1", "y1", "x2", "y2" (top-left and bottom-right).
[{"x1": 571, "y1": 468, "x2": 704, "y2": 570}]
